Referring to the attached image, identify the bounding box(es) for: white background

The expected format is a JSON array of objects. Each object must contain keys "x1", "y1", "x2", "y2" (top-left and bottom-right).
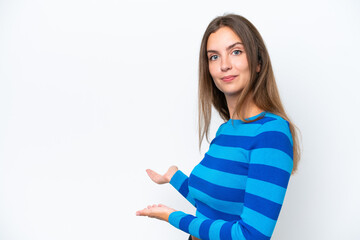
[{"x1": 1, "y1": 0, "x2": 359, "y2": 239}]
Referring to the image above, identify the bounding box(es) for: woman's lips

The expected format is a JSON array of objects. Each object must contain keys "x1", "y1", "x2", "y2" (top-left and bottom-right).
[{"x1": 221, "y1": 75, "x2": 237, "y2": 82}]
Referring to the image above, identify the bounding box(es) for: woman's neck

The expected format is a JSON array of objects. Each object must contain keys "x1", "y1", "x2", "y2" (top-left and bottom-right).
[{"x1": 226, "y1": 94, "x2": 263, "y2": 120}]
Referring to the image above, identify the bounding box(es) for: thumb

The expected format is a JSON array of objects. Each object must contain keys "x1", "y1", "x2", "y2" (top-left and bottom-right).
[
  {"x1": 145, "y1": 169, "x2": 166, "y2": 184},
  {"x1": 146, "y1": 169, "x2": 158, "y2": 177}
]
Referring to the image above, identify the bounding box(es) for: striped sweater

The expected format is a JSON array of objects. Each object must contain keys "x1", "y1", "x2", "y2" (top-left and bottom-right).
[{"x1": 169, "y1": 112, "x2": 293, "y2": 240}]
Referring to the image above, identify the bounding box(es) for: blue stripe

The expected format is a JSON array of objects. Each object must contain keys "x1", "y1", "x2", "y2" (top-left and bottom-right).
[
  {"x1": 220, "y1": 221, "x2": 235, "y2": 239},
  {"x1": 209, "y1": 220, "x2": 226, "y2": 240},
  {"x1": 250, "y1": 148, "x2": 293, "y2": 174},
  {"x1": 199, "y1": 219, "x2": 213, "y2": 240},
  {"x1": 195, "y1": 210, "x2": 208, "y2": 219},
  {"x1": 220, "y1": 123, "x2": 263, "y2": 137},
  {"x1": 211, "y1": 131, "x2": 293, "y2": 158},
  {"x1": 215, "y1": 122, "x2": 227, "y2": 137},
  {"x1": 221, "y1": 116, "x2": 289, "y2": 137},
  {"x1": 186, "y1": 195, "x2": 197, "y2": 207},
  {"x1": 189, "y1": 174, "x2": 245, "y2": 202},
  {"x1": 179, "y1": 178, "x2": 190, "y2": 199},
  {"x1": 207, "y1": 144, "x2": 250, "y2": 163},
  {"x1": 192, "y1": 164, "x2": 247, "y2": 189},
  {"x1": 169, "y1": 170, "x2": 187, "y2": 190},
  {"x1": 196, "y1": 199, "x2": 241, "y2": 221},
  {"x1": 168, "y1": 211, "x2": 187, "y2": 229},
  {"x1": 244, "y1": 193, "x2": 282, "y2": 220},
  {"x1": 253, "y1": 131, "x2": 293, "y2": 158},
  {"x1": 240, "y1": 221, "x2": 271, "y2": 240},
  {"x1": 256, "y1": 119, "x2": 293, "y2": 144},
  {"x1": 189, "y1": 187, "x2": 244, "y2": 215},
  {"x1": 246, "y1": 178, "x2": 287, "y2": 205},
  {"x1": 248, "y1": 164, "x2": 291, "y2": 188},
  {"x1": 188, "y1": 218, "x2": 207, "y2": 239},
  {"x1": 229, "y1": 222, "x2": 246, "y2": 240},
  {"x1": 241, "y1": 207, "x2": 277, "y2": 236},
  {"x1": 179, "y1": 215, "x2": 196, "y2": 233},
  {"x1": 201, "y1": 154, "x2": 249, "y2": 175}
]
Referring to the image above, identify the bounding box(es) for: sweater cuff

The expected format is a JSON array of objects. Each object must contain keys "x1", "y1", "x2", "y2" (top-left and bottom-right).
[
  {"x1": 169, "y1": 170, "x2": 187, "y2": 190},
  {"x1": 168, "y1": 211, "x2": 188, "y2": 228}
]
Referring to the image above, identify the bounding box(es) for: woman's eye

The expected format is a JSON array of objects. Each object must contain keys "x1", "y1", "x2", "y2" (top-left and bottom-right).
[
  {"x1": 233, "y1": 50, "x2": 242, "y2": 55},
  {"x1": 209, "y1": 55, "x2": 218, "y2": 61}
]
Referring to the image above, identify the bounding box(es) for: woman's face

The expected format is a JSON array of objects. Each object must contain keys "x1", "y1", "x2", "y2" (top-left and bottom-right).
[{"x1": 207, "y1": 26, "x2": 250, "y2": 100}]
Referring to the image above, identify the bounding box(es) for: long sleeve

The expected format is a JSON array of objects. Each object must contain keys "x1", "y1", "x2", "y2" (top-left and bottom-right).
[
  {"x1": 170, "y1": 170, "x2": 197, "y2": 207},
  {"x1": 168, "y1": 117, "x2": 294, "y2": 240}
]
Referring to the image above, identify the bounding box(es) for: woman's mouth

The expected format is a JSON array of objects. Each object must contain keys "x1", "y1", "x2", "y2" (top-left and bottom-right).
[{"x1": 221, "y1": 75, "x2": 237, "y2": 82}]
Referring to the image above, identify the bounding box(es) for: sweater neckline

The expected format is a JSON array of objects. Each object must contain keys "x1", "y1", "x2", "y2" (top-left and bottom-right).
[{"x1": 228, "y1": 111, "x2": 267, "y2": 123}]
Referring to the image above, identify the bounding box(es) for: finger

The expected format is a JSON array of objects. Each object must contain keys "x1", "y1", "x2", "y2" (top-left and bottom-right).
[
  {"x1": 146, "y1": 169, "x2": 162, "y2": 183},
  {"x1": 146, "y1": 169, "x2": 159, "y2": 177},
  {"x1": 136, "y1": 208, "x2": 148, "y2": 216}
]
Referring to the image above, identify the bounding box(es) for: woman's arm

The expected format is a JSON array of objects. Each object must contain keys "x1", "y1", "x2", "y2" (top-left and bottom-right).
[{"x1": 169, "y1": 170, "x2": 197, "y2": 207}]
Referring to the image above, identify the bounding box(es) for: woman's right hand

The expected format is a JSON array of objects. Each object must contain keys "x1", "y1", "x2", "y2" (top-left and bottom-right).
[{"x1": 146, "y1": 165, "x2": 178, "y2": 184}]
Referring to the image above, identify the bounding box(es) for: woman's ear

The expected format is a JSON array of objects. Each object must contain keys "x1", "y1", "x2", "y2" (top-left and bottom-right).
[{"x1": 256, "y1": 64, "x2": 261, "y2": 73}]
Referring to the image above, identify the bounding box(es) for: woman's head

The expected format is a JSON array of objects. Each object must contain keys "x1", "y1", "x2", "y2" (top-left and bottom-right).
[
  {"x1": 198, "y1": 14, "x2": 300, "y2": 173},
  {"x1": 199, "y1": 14, "x2": 275, "y2": 120},
  {"x1": 206, "y1": 26, "x2": 253, "y2": 106}
]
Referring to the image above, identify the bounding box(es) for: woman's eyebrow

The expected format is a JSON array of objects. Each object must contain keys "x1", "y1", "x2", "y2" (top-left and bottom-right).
[{"x1": 207, "y1": 42, "x2": 243, "y2": 54}]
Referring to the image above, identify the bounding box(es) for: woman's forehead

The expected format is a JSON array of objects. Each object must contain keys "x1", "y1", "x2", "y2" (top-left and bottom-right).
[{"x1": 207, "y1": 27, "x2": 243, "y2": 50}]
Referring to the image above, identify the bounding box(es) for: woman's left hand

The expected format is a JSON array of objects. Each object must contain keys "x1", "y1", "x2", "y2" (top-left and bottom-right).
[{"x1": 136, "y1": 204, "x2": 177, "y2": 222}]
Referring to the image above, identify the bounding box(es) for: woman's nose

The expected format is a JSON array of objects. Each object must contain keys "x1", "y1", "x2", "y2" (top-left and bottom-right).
[{"x1": 220, "y1": 57, "x2": 231, "y2": 72}]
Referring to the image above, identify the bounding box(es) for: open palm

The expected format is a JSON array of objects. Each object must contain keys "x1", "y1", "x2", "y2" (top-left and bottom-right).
[{"x1": 146, "y1": 165, "x2": 178, "y2": 184}]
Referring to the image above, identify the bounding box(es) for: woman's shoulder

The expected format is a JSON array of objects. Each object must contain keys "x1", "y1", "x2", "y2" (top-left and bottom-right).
[
  {"x1": 214, "y1": 112, "x2": 291, "y2": 138},
  {"x1": 215, "y1": 121, "x2": 228, "y2": 137},
  {"x1": 262, "y1": 112, "x2": 288, "y2": 123},
  {"x1": 260, "y1": 112, "x2": 293, "y2": 144}
]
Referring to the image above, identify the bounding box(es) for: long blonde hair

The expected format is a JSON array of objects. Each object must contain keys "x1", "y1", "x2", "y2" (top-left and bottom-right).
[{"x1": 198, "y1": 14, "x2": 300, "y2": 174}]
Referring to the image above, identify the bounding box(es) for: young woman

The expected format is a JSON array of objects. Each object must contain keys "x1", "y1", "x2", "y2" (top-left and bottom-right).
[{"x1": 136, "y1": 14, "x2": 300, "y2": 240}]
